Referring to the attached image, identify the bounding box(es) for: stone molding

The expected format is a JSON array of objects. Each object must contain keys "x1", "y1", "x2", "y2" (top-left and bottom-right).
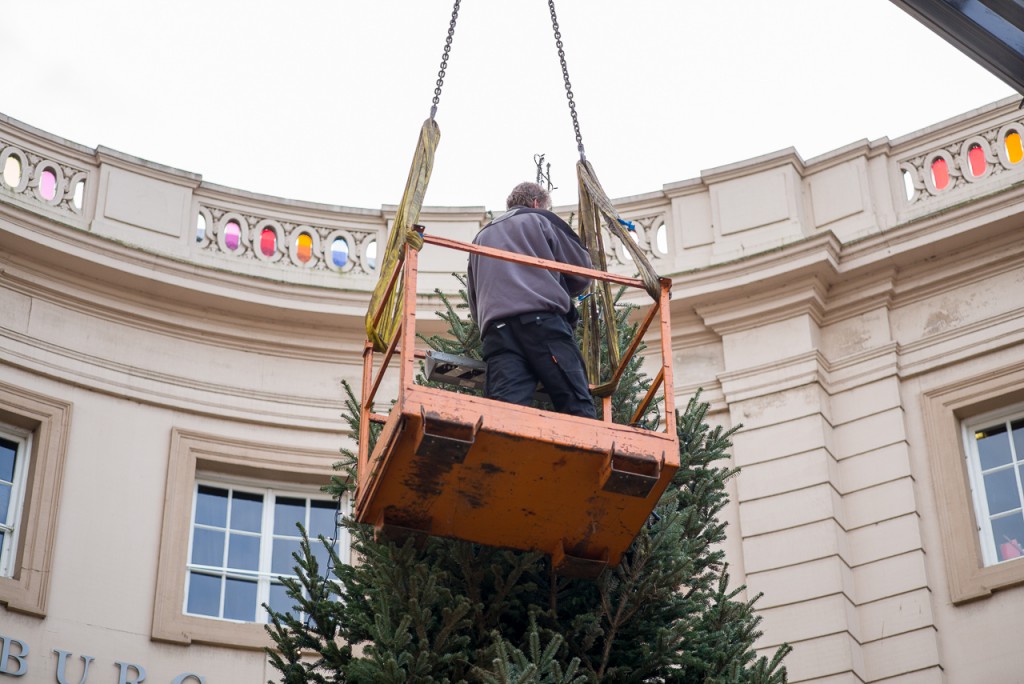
[{"x1": 0, "y1": 381, "x2": 72, "y2": 616}]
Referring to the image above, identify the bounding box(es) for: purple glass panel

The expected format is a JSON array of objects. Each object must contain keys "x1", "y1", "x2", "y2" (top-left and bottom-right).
[{"x1": 224, "y1": 221, "x2": 241, "y2": 251}]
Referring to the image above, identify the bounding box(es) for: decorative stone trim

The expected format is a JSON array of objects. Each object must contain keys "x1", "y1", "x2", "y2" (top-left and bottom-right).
[
  {"x1": 920, "y1": 361, "x2": 1024, "y2": 603},
  {"x1": 196, "y1": 203, "x2": 378, "y2": 275},
  {"x1": 898, "y1": 117, "x2": 1024, "y2": 206},
  {"x1": 0, "y1": 137, "x2": 89, "y2": 216},
  {"x1": 152, "y1": 429, "x2": 343, "y2": 650},
  {"x1": 0, "y1": 382, "x2": 73, "y2": 617}
]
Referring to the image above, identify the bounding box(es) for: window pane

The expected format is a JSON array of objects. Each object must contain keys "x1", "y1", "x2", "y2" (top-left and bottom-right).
[
  {"x1": 1012, "y1": 419, "x2": 1024, "y2": 461},
  {"x1": 268, "y1": 581, "x2": 296, "y2": 622},
  {"x1": 983, "y1": 467, "x2": 1021, "y2": 515},
  {"x1": 274, "y1": 497, "x2": 305, "y2": 536},
  {"x1": 186, "y1": 572, "x2": 221, "y2": 617},
  {"x1": 992, "y1": 514, "x2": 1024, "y2": 562},
  {"x1": 230, "y1": 491, "x2": 263, "y2": 533},
  {"x1": 191, "y1": 527, "x2": 225, "y2": 566},
  {"x1": 311, "y1": 540, "x2": 333, "y2": 577},
  {"x1": 0, "y1": 483, "x2": 10, "y2": 525},
  {"x1": 976, "y1": 424, "x2": 1012, "y2": 470},
  {"x1": 223, "y1": 577, "x2": 257, "y2": 621},
  {"x1": 309, "y1": 500, "x2": 336, "y2": 539},
  {"x1": 272, "y1": 538, "x2": 303, "y2": 575},
  {"x1": 0, "y1": 438, "x2": 16, "y2": 482},
  {"x1": 195, "y1": 485, "x2": 228, "y2": 527},
  {"x1": 227, "y1": 532, "x2": 260, "y2": 571}
]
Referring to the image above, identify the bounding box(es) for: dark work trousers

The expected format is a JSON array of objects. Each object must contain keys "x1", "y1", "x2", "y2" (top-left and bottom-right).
[{"x1": 481, "y1": 311, "x2": 597, "y2": 418}]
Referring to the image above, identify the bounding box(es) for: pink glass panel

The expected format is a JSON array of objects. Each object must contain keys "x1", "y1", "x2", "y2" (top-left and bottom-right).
[
  {"x1": 260, "y1": 227, "x2": 276, "y2": 257},
  {"x1": 40, "y1": 169, "x2": 57, "y2": 200},
  {"x1": 931, "y1": 157, "x2": 949, "y2": 191},
  {"x1": 224, "y1": 221, "x2": 241, "y2": 251},
  {"x1": 968, "y1": 144, "x2": 986, "y2": 177},
  {"x1": 297, "y1": 233, "x2": 313, "y2": 263}
]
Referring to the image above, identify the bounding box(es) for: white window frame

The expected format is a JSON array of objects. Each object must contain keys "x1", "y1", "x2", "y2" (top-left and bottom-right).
[
  {"x1": 962, "y1": 400, "x2": 1024, "y2": 567},
  {"x1": 183, "y1": 475, "x2": 348, "y2": 625},
  {"x1": 0, "y1": 424, "x2": 32, "y2": 578}
]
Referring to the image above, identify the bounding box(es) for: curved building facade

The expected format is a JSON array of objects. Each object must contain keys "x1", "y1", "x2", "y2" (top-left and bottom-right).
[{"x1": 1, "y1": 98, "x2": 1023, "y2": 682}]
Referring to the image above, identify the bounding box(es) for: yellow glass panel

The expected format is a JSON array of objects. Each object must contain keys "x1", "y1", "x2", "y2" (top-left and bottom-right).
[
  {"x1": 1006, "y1": 132, "x2": 1023, "y2": 164},
  {"x1": 297, "y1": 233, "x2": 313, "y2": 263},
  {"x1": 3, "y1": 156, "x2": 21, "y2": 187}
]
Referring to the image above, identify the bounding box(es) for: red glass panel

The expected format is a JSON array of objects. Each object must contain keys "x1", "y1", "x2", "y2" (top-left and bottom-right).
[
  {"x1": 931, "y1": 157, "x2": 949, "y2": 190},
  {"x1": 297, "y1": 233, "x2": 312, "y2": 263},
  {"x1": 260, "y1": 227, "x2": 276, "y2": 257},
  {"x1": 968, "y1": 144, "x2": 986, "y2": 177}
]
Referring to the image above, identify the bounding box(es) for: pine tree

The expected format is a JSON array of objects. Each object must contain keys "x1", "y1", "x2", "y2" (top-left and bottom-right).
[{"x1": 266, "y1": 281, "x2": 790, "y2": 683}]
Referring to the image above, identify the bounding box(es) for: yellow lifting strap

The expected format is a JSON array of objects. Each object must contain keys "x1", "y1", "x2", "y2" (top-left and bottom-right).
[
  {"x1": 364, "y1": 118, "x2": 439, "y2": 352},
  {"x1": 576, "y1": 159, "x2": 662, "y2": 396}
]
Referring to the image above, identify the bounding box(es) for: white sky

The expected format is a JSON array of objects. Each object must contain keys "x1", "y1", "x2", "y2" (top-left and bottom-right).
[{"x1": 2, "y1": 1, "x2": 1015, "y2": 212}]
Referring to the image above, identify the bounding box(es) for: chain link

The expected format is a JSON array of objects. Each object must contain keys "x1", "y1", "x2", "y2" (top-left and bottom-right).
[
  {"x1": 430, "y1": 0, "x2": 462, "y2": 119},
  {"x1": 548, "y1": 0, "x2": 585, "y2": 160}
]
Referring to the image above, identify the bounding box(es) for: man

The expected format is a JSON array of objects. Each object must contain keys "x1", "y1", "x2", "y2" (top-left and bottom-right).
[{"x1": 467, "y1": 181, "x2": 596, "y2": 418}]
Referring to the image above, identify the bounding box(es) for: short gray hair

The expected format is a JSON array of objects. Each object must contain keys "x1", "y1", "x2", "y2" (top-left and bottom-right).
[{"x1": 506, "y1": 182, "x2": 551, "y2": 210}]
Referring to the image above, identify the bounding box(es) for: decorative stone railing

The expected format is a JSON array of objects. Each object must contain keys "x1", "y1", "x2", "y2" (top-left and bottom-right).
[{"x1": 3, "y1": 96, "x2": 1024, "y2": 297}]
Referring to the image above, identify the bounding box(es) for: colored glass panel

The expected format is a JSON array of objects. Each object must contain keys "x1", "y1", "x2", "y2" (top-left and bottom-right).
[
  {"x1": 260, "y1": 227, "x2": 276, "y2": 257},
  {"x1": 39, "y1": 169, "x2": 57, "y2": 200},
  {"x1": 297, "y1": 233, "x2": 313, "y2": 263},
  {"x1": 968, "y1": 144, "x2": 987, "y2": 177},
  {"x1": 224, "y1": 221, "x2": 241, "y2": 251},
  {"x1": 1006, "y1": 131, "x2": 1023, "y2": 164},
  {"x1": 366, "y1": 240, "x2": 377, "y2": 270},
  {"x1": 331, "y1": 238, "x2": 348, "y2": 267},
  {"x1": 2, "y1": 156, "x2": 20, "y2": 187},
  {"x1": 931, "y1": 157, "x2": 950, "y2": 190},
  {"x1": 902, "y1": 169, "x2": 915, "y2": 201}
]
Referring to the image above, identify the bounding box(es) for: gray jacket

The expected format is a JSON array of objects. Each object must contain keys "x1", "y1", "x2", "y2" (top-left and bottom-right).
[{"x1": 467, "y1": 206, "x2": 592, "y2": 337}]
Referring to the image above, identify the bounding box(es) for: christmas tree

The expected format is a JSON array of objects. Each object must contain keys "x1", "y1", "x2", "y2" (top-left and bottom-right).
[{"x1": 266, "y1": 282, "x2": 790, "y2": 683}]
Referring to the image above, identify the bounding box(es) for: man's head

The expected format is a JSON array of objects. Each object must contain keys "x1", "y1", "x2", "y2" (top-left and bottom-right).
[{"x1": 506, "y1": 182, "x2": 551, "y2": 211}]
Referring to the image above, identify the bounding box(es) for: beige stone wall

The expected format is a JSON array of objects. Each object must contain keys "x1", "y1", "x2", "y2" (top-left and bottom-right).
[{"x1": 2, "y1": 96, "x2": 1024, "y2": 681}]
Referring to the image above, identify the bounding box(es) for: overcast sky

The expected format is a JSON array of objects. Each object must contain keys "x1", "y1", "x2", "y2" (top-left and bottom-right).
[{"x1": 2, "y1": 1, "x2": 1014, "y2": 211}]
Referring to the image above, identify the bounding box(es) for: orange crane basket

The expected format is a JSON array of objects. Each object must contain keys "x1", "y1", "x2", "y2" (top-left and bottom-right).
[{"x1": 356, "y1": 233, "x2": 678, "y2": 578}]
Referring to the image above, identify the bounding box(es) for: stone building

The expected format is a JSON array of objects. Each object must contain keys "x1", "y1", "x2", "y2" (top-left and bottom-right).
[{"x1": 1, "y1": 96, "x2": 1022, "y2": 682}]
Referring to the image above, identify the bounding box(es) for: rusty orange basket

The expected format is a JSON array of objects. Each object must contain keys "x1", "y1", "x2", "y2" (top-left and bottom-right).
[{"x1": 356, "y1": 234, "x2": 678, "y2": 577}]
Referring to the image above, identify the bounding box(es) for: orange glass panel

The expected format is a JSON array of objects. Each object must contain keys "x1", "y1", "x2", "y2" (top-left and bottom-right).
[
  {"x1": 968, "y1": 144, "x2": 986, "y2": 177},
  {"x1": 297, "y1": 233, "x2": 313, "y2": 263},
  {"x1": 931, "y1": 157, "x2": 950, "y2": 190},
  {"x1": 1006, "y1": 132, "x2": 1023, "y2": 164}
]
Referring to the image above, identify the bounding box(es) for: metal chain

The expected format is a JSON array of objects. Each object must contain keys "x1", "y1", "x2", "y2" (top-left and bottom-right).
[
  {"x1": 548, "y1": 0, "x2": 585, "y2": 160},
  {"x1": 430, "y1": 0, "x2": 462, "y2": 119}
]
